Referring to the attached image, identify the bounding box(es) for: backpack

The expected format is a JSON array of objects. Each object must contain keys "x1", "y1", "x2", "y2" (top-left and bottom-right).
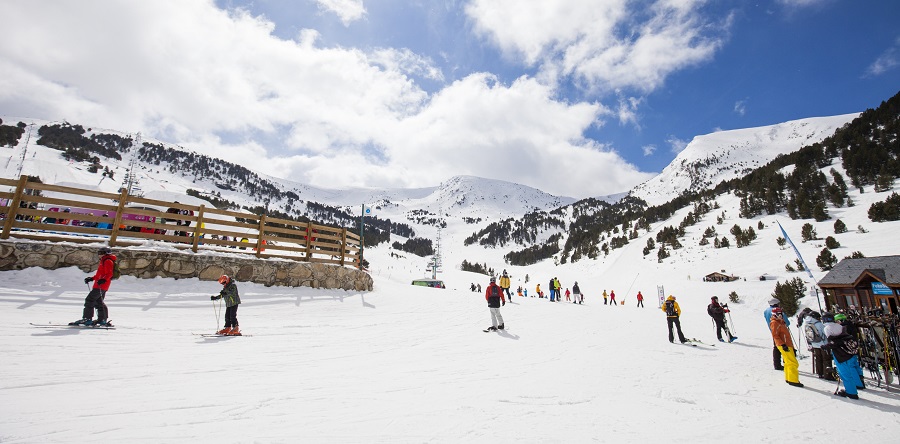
[
  {"x1": 804, "y1": 323, "x2": 823, "y2": 343},
  {"x1": 665, "y1": 300, "x2": 676, "y2": 316},
  {"x1": 106, "y1": 257, "x2": 121, "y2": 280},
  {"x1": 491, "y1": 285, "x2": 500, "y2": 298}
]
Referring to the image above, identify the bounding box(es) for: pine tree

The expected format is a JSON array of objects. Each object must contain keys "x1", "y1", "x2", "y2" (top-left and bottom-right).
[
  {"x1": 833, "y1": 219, "x2": 847, "y2": 234},
  {"x1": 816, "y1": 248, "x2": 837, "y2": 271}
]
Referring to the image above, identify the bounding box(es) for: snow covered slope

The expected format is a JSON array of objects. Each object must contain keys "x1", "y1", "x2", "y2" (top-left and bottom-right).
[{"x1": 630, "y1": 114, "x2": 859, "y2": 206}]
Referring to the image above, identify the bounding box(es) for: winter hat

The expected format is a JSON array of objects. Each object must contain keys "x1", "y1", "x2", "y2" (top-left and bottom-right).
[
  {"x1": 98, "y1": 246, "x2": 112, "y2": 255},
  {"x1": 808, "y1": 311, "x2": 822, "y2": 320},
  {"x1": 768, "y1": 298, "x2": 780, "y2": 306},
  {"x1": 822, "y1": 312, "x2": 835, "y2": 323},
  {"x1": 834, "y1": 313, "x2": 848, "y2": 322},
  {"x1": 711, "y1": 296, "x2": 718, "y2": 300}
]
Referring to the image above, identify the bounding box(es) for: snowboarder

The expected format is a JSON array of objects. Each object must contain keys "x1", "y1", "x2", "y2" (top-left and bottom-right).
[
  {"x1": 609, "y1": 290, "x2": 617, "y2": 305},
  {"x1": 764, "y1": 298, "x2": 790, "y2": 370},
  {"x1": 636, "y1": 291, "x2": 644, "y2": 308},
  {"x1": 802, "y1": 310, "x2": 835, "y2": 380},
  {"x1": 707, "y1": 296, "x2": 736, "y2": 342},
  {"x1": 770, "y1": 307, "x2": 803, "y2": 387},
  {"x1": 662, "y1": 295, "x2": 687, "y2": 344},
  {"x1": 499, "y1": 270, "x2": 511, "y2": 299},
  {"x1": 822, "y1": 314, "x2": 862, "y2": 399},
  {"x1": 69, "y1": 246, "x2": 116, "y2": 327},
  {"x1": 484, "y1": 276, "x2": 506, "y2": 332},
  {"x1": 211, "y1": 275, "x2": 242, "y2": 335}
]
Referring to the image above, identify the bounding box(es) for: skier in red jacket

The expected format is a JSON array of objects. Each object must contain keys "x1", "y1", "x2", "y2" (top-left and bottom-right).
[
  {"x1": 69, "y1": 246, "x2": 116, "y2": 327},
  {"x1": 484, "y1": 276, "x2": 506, "y2": 332}
]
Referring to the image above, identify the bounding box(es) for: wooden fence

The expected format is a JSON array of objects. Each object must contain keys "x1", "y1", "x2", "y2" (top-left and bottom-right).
[{"x1": 0, "y1": 175, "x2": 362, "y2": 268}]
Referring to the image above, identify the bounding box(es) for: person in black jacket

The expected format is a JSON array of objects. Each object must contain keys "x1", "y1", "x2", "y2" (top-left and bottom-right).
[
  {"x1": 484, "y1": 276, "x2": 506, "y2": 332},
  {"x1": 211, "y1": 275, "x2": 242, "y2": 335},
  {"x1": 707, "y1": 296, "x2": 736, "y2": 342},
  {"x1": 822, "y1": 316, "x2": 861, "y2": 399}
]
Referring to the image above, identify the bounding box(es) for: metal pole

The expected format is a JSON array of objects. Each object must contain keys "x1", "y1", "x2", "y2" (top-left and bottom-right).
[{"x1": 359, "y1": 204, "x2": 365, "y2": 270}]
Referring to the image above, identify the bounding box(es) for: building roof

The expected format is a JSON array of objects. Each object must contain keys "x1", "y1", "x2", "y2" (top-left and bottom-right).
[{"x1": 817, "y1": 255, "x2": 900, "y2": 286}]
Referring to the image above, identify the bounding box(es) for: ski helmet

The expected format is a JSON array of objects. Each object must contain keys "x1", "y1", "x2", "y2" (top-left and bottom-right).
[
  {"x1": 711, "y1": 296, "x2": 718, "y2": 300},
  {"x1": 98, "y1": 247, "x2": 112, "y2": 255},
  {"x1": 834, "y1": 313, "x2": 848, "y2": 322},
  {"x1": 490, "y1": 276, "x2": 496, "y2": 283},
  {"x1": 218, "y1": 275, "x2": 230, "y2": 285},
  {"x1": 822, "y1": 312, "x2": 835, "y2": 323},
  {"x1": 768, "y1": 298, "x2": 780, "y2": 306}
]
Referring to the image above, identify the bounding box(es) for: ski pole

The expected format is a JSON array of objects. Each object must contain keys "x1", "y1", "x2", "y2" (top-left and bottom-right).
[
  {"x1": 727, "y1": 309, "x2": 737, "y2": 335},
  {"x1": 212, "y1": 297, "x2": 221, "y2": 332}
]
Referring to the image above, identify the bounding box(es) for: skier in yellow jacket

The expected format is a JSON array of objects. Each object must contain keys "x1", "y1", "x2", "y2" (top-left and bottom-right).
[
  {"x1": 499, "y1": 270, "x2": 512, "y2": 299},
  {"x1": 661, "y1": 295, "x2": 687, "y2": 343}
]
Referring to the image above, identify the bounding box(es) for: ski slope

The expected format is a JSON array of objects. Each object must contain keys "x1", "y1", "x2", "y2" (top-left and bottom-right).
[{"x1": 2, "y1": 250, "x2": 898, "y2": 442}]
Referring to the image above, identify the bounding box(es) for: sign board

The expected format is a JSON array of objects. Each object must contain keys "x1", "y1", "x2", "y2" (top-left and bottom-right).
[
  {"x1": 872, "y1": 282, "x2": 893, "y2": 295},
  {"x1": 657, "y1": 285, "x2": 665, "y2": 308}
]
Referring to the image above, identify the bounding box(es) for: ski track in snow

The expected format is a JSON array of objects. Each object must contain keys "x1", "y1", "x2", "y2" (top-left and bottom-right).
[{"x1": 2, "y1": 265, "x2": 899, "y2": 442}]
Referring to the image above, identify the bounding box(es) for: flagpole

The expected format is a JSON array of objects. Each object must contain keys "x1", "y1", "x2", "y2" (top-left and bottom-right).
[
  {"x1": 359, "y1": 204, "x2": 365, "y2": 270},
  {"x1": 777, "y1": 220, "x2": 823, "y2": 311}
]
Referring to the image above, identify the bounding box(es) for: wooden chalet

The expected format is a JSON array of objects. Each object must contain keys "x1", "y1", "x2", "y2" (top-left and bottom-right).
[
  {"x1": 703, "y1": 271, "x2": 738, "y2": 282},
  {"x1": 817, "y1": 255, "x2": 900, "y2": 315}
]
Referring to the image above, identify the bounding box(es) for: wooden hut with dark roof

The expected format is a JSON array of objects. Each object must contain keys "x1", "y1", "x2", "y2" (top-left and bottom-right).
[{"x1": 817, "y1": 255, "x2": 900, "y2": 314}]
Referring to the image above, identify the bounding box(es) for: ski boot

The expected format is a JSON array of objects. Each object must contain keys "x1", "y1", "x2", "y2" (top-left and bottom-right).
[
  {"x1": 718, "y1": 338, "x2": 725, "y2": 342},
  {"x1": 226, "y1": 326, "x2": 241, "y2": 336},
  {"x1": 68, "y1": 318, "x2": 89, "y2": 326},
  {"x1": 836, "y1": 390, "x2": 859, "y2": 399},
  {"x1": 94, "y1": 319, "x2": 113, "y2": 327},
  {"x1": 216, "y1": 327, "x2": 232, "y2": 335},
  {"x1": 498, "y1": 324, "x2": 505, "y2": 330},
  {"x1": 82, "y1": 319, "x2": 95, "y2": 326},
  {"x1": 729, "y1": 336, "x2": 737, "y2": 343}
]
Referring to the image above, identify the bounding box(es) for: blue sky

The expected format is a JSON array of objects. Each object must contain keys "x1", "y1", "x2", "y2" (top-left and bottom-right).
[{"x1": 1, "y1": 0, "x2": 898, "y2": 198}]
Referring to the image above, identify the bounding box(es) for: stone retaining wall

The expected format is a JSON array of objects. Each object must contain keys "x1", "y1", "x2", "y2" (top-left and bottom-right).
[{"x1": 0, "y1": 240, "x2": 373, "y2": 291}]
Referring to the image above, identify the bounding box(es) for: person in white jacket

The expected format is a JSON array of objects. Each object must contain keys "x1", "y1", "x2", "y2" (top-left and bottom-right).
[{"x1": 802, "y1": 311, "x2": 835, "y2": 380}]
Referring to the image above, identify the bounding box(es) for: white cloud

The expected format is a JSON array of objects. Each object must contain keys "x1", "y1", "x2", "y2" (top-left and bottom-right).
[
  {"x1": 864, "y1": 37, "x2": 900, "y2": 77},
  {"x1": 465, "y1": 0, "x2": 731, "y2": 94},
  {"x1": 0, "y1": 0, "x2": 653, "y2": 198},
  {"x1": 775, "y1": 0, "x2": 828, "y2": 8},
  {"x1": 667, "y1": 136, "x2": 689, "y2": 154},
  {"x1": 733, "y1": 99, "x2": 747, "y2": 116},
  {"x1": 315, "y1": 0, "x2": 366, "y2": 26},
  {"x1": 642, "y1": 144, "x2": 657, "y2": 156}
]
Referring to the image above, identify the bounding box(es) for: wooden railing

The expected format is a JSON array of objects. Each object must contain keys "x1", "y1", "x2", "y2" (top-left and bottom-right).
[{"x1": 0, "y1": 175, "x2": 362, "y2": 268}]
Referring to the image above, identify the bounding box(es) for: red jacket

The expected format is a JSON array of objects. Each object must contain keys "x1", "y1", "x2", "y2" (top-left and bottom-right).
[
  {"x1": 92, "y1": 254, "x2": 116, "y2": 291},
  {"x1": 485, "y1": 283, "x2": 505, "y2": 307}
]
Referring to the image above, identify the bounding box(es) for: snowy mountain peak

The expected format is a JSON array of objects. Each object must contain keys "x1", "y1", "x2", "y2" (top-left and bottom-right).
[
  {"x1": 430, "y1": 175, "x2": 575, "y2": 217},
  {"x1": 629, "y1": 113, "x2": 859, "y2": 206}
]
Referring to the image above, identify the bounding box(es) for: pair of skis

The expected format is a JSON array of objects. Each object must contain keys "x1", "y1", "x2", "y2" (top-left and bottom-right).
[
  {"x1": 30, "y1": 322, "x2": 115, "y2": 330},
  {"x1": 675, "y1": 338, "x2": 715, "y2": 347}
]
